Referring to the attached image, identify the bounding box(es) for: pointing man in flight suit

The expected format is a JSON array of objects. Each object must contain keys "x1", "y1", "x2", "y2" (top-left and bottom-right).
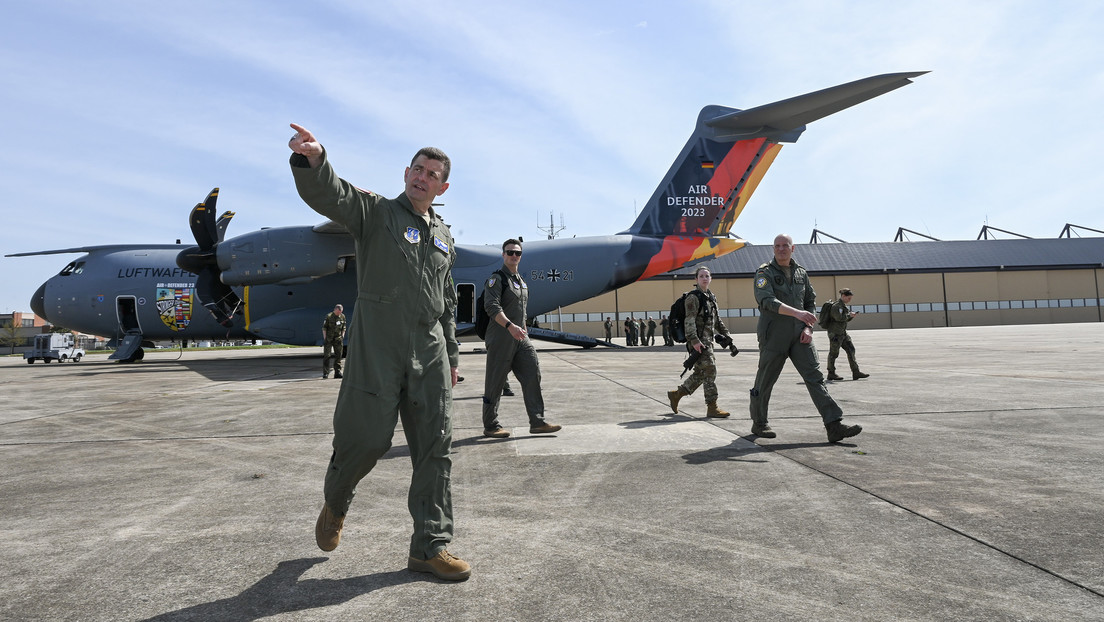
[{"x1": 288, "y1": 123, "x2": 470, "y2": 581}]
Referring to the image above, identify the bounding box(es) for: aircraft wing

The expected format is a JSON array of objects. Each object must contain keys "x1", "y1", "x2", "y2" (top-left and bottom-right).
[{"x1": 6, "y1": 244, "x2": 184, "y2": 257}]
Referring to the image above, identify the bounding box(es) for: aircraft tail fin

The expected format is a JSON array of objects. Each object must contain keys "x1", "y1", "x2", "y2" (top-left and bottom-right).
[{"x1": 625, "y1": 72, "x2": 927, "y2": 238}]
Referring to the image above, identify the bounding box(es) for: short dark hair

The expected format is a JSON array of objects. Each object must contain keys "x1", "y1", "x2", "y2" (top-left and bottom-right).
[
  {"x1": 839, "y1": 288, "x2": 853, "y2": 296},
  {"x1": 502, "y1": 238, "x2": 523, "y2": 252},
  {"x1": 411, "y1": 147, "x2": 451, "y2": 183},
  {"x1": 694, "y1": 266, "x2": 711, "y2": 277}
]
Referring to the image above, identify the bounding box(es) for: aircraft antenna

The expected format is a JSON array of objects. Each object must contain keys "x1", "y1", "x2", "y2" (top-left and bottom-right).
[{"x1": 537, "y1": 211, "x2": 566, "y2": 240}]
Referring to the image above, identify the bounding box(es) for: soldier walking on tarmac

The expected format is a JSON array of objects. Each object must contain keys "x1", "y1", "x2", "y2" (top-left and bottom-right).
[
  {"x1": 481, "y1": 239, "x2": 562, "y2": 438},
  {"x1": 321, "y1": 303, "x2": 346, "y2": 379},
  {"x1": 825, "y1": 288, "x2": 870, "y2": 381},
  {"x1": 667, "y1": 266, "x2": 733, "y2": 418},
  {"x1": 748, "y1": 234, "x2": 862, "y2": 443},
  {"x1": 289, "y1": 123, "x2": 470, "y2": 581}
]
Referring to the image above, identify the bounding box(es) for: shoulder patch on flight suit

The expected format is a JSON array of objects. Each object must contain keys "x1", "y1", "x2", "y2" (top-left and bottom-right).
[
  {"x1": 488, "y1": 277, "x2": 497, "y2": 288},
  {"x1": 404, "y1": 227, "x2": 420, "y2": 243},
  {"x1": 433, "y1": 236, "x2": 449, "y2": 253},
  {"x1": 755, "y1": 276, "x2": 768, "y2": 288}
]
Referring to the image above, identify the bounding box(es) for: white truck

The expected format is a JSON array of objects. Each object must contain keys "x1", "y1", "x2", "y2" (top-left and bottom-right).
[{"x1": 24, "y1": 333, "x2": 85, "y2": 364}]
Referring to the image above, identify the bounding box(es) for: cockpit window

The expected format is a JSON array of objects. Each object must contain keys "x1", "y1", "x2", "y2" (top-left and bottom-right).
[{"x1": 59, "y1": 261, "x2": 85, "y2": 276}]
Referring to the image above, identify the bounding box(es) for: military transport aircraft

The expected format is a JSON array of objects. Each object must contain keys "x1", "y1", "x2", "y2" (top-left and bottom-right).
[{"x1": 9, "y1": 72, "x2": 924, "y2": 362}]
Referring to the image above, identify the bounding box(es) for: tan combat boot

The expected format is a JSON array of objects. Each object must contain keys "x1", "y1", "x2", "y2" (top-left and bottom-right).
[
  {"x1": 706, "y1": 401, "x2": 730, "y2": 418},
  {"x1": 408, "y1": 550, "x2": 472, "y2": 581},
  {"x1": 315, "y1": 504, "x2": 345, "y2": 552},
  {"x1": 667, "y1": 386, "x2": 690, "y2": 413}
]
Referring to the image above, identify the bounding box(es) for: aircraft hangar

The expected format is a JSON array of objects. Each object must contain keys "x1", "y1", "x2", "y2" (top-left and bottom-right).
[{"x1": 538, "y1": 233, "x2": 1104, "y2": 338}]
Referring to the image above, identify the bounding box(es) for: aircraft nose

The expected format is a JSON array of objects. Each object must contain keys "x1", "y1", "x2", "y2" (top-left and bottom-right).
[{"x1": 30, "y1": 281, "x2": 47, "y2": 319}]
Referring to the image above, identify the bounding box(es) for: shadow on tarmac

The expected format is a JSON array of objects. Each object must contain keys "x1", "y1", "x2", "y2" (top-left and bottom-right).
[
  {"x1": 139, "y1": 557, "x2": 427, "y2": 621},
  {"x1": 681, "y1": 439, "x2": 768, "y2": 464}
]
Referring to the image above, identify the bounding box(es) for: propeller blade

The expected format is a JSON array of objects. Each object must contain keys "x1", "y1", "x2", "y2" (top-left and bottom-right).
[
  {"x1": 196, "y1": 266, "x2": 241, "y2": 328},
  {"x1": 181, "y1": 188, "x2": 241, "y2": 327},
  {"x1": 188, "y1": 188, "x2": 221, "y2": 251},
  {"x1": 215, "y1": 210, "x2": 235, "y2": 244}
]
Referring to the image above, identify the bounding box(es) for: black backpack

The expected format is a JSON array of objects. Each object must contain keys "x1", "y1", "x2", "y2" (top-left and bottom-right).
[
  {"x1": 817, "y1": 300, "x2": 835, "y2": 329},
  {"x1": 474, "y1": 270, "x2": 509, "y2": 339},
  {"x1": 669, "y1": 289, "x2": 707, "y2": 343}
]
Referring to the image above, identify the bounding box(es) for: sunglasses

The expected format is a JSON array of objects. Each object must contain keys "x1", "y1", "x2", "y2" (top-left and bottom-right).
[{"x1": 504, "y1": 250, "x2": 523, "y2": 257}]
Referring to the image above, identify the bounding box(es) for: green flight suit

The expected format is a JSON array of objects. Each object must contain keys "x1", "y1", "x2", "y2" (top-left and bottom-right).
[
  {"x1": 750, "y1": 258, "x2": 843, "y2": 426},
  {"x1": 678, "y1": 288, "x2": 729, "y2": 403},
  {"x1": 826, "y1": 299, "x2": 861, "y2": 376},
  {"x1": 322, "y1": 311, "x2": 346, "y2": 376},
  {"x1": 291, "y1": 150, "x2": 459, "y2": 560},
  {"x1": 482, "y1": 266, "x2": 547, "y2": 429}
]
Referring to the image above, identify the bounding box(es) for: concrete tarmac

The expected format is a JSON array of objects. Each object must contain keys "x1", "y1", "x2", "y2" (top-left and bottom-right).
[{"x1": 1, "y1": 323, "x2": 1102, "y2": 621}]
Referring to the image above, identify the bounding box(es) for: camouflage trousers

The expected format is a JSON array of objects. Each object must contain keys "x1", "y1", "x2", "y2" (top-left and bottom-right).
[
  {"x1": 680, "y1": 346, "x2": 719, "y2": 403},
  {"x1": 322, "y1": 337, "x2": 344, "y2": 374}
]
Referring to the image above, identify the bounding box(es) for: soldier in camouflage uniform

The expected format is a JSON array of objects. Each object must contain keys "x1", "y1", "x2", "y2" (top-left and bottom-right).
[
  {"x1": 288, "y1": 123, "x2": 470, "y2": 581},
  {"x1": 321, "y1": 303, "x2": 346, "y2": 379},
  {"x1": 749, "y1": 234, "x2": 861, "y2": 443},
  {"x1": 826, "y1": 288, "x2": 869, "y2": 381},
  {"x1": 667, "y1": 266, "x2": 732, "y2": 418}
]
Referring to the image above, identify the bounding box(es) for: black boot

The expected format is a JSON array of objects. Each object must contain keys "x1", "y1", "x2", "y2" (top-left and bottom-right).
[
  {"x1": 751, "y1": 423, "x2": 776, "y2": 438},
  {"x1": 826, "y1": 419, "x2": 862, "y2": 443}
]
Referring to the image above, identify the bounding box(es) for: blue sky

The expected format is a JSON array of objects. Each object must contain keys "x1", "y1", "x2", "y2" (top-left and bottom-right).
[{"x1": 3, "y1": 0, "x2": 1103, "y2": 314}]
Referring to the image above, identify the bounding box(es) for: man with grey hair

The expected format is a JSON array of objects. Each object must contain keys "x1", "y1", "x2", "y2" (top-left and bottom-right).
[{"x1": 749, "y1": 234, "x2": 862, "y2": 443}]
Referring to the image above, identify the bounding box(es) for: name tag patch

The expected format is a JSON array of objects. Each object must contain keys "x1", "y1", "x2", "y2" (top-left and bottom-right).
[
  {"x1": 434, "y1": 236, "x2": 449, "y2": 253},
  {"x1": 405, "y1": 227, "x2": 420, "y2": 244}
]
